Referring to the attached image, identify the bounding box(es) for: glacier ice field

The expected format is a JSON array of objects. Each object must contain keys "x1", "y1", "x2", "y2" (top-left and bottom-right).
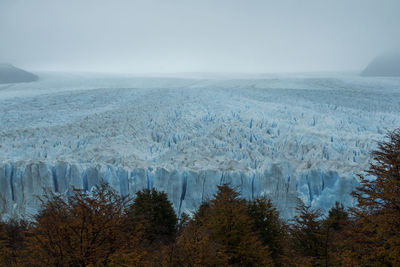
[{"x1": 0, "y1": 72, "x2": 399, "y2": 219}]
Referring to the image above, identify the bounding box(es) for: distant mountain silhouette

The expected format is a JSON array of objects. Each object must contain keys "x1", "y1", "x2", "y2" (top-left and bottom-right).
[
  {"x1": 0, "y1": 63, "x2": 39, "y2": 84},
  {"x1": 361, "y1": 53, "x2": 400, "y2": 77}
]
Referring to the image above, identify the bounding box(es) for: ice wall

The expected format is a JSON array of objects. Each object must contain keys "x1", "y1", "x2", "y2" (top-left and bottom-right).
[{"x1": 0, "y1": 161, "x2": 357, "y2": 220}]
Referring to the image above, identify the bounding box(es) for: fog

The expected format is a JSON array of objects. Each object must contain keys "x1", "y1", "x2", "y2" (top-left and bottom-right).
[{"x1": 1, "y1": 0, "x2": 399, "y2": 74}]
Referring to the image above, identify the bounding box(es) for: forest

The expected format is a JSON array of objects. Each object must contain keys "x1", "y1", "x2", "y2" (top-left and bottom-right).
[{"x1": 0, "y1": 129, "x2": 399, "y2": 266}]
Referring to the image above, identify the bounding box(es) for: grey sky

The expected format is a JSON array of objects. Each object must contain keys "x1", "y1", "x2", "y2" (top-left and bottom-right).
[{"x1": 1, "y1": 0, "x2": 399, "y2": 73}]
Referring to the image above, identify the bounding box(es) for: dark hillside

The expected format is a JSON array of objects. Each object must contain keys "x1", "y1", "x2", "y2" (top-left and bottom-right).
[
  {"x1": 0, "y1": 64, "x2": 38, "y2": 84},
  {"x1": 361, "y1": 53, "x2": 400, "y2": 77}
]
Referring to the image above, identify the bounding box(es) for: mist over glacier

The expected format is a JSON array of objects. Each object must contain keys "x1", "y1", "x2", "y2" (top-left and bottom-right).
[{"x1": 0, "y1": 72, "x2": 399, "y2": 219}]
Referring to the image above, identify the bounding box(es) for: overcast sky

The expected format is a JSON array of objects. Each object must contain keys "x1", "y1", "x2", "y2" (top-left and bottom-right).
[{"x1": 1, "y1": 0, "x2": 399, "y2": 73}]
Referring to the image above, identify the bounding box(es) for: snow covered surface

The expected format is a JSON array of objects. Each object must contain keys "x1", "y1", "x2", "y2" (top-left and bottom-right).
[{"x1": 0, "y1": 72, "x2": 399, "y2": 219}]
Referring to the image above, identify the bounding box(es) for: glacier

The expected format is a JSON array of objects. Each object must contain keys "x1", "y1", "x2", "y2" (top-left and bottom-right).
[{"x1": 0, "y1": 72, "x2": 399, "y2": 220}]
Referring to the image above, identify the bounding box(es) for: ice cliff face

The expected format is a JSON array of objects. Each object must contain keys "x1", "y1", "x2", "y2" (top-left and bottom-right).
[
  {"x1": 0, "y1": 73, "x2": 399, "y2": 219},
  {"x1": 0, "y1": 162, "x2": 357, "y2": 219}
]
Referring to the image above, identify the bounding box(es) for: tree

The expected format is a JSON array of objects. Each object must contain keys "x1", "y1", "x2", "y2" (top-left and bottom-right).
[
  {"x1": 325, "y1": 202, "x2": 348, "y2": 232},
  {"x1": 290, "y1": 200, "x2": 325, "y2": 266},
  {"x1": 247, "y1": 196, "x2": 286, "y2": 266},
  {"x1": 175, "y1": 184, "x2": 273, "y2": 267},
  {"x1": 322, "y1": 202, "x2": 349, "y2": 267},
  {"x1": 344, "y1": 129, "x2": 400, "y2": 265},
  {"x1": 172, "y1": 211, "x2": 228, "y2": 267},
  {"x1": 24, "y1": 182, "x2": 136, "y2": 266},
  {"x1": 0, "y1": 219, "x2": 27, "y2": 267},
  {"x1": 127, "y1": 188, "x2": 178, "y2": 244},
  {"x1": 108, "y1": 220, "x2": 150, "y2": 267}
]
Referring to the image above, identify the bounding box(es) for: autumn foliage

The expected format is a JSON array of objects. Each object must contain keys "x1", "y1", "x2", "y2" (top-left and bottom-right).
[
  {"x1": 0, "y1": 128, "x2": 399, "y2": 266},
  {"x1": 25, "y1": 183, "x2": 145, "y2": 266},
  {"x1": 340, "y1": 129, "x2": 400, "y2": 266},
  {"x1": 171, "y1": 185, "x2": 275, "y2": 266}
]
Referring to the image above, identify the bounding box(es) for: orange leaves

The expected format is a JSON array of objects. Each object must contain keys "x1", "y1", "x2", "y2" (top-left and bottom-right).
[
  {"x1": 173, "y1": 184, "x2": 274, "y2": 267},
  {"x1": 342, "y1": 128, "x2": 400, "y2": 266},
  {"x1": 24, "y1": 183, "x2": 138, "y2": 266}
]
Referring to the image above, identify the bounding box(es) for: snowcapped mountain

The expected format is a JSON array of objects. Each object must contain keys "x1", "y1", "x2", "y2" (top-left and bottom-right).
[{"x1": 0, "y1": 72, "x2": 399, "y2": 219}]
